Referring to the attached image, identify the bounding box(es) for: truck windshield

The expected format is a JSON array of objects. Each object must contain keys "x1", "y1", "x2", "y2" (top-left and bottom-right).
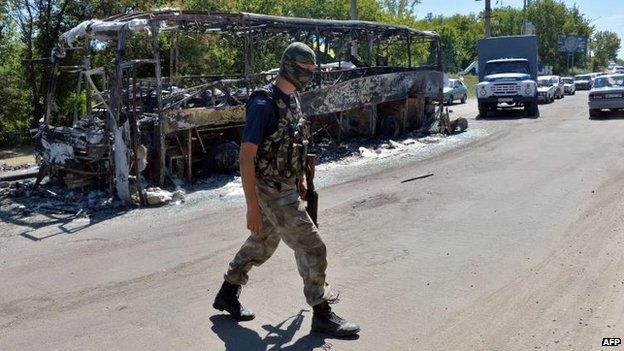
[
  {"x1": 484, "y1": 61, "x2": 529, "y2": 76},
  {"x1": 575, "y1": 75, "x2": 590, "y2": 81},
  {"x1": 562, "y1": 78, "x2": 573, "y2": 84}
]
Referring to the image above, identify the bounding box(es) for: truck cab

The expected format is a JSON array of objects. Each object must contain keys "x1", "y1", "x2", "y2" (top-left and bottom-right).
[{"x1": 476, "y1": 36, "x2": 539, "y2": 117}]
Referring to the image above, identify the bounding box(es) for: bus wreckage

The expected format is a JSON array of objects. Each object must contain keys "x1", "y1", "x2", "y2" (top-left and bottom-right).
[{"x1": 34, "y1": 10, "x2": 467, "y2": 205}]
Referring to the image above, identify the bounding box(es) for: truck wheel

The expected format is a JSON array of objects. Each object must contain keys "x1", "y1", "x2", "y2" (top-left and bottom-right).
[
  {"x1": 589, "y1": 109, "x2": 600, "y2": 119},
  {"x1": 478, "y1": 102, "x2": 488, "y2": 118},
  {"x1": 524, "y1": 101, "x2": 539, "y2": 118},
  {"x1": 489, "y1": 103, "x2": 498, "y2": 115},
  {"x1": 461, "y1": 94, "x2": 467, "y2": 104}
]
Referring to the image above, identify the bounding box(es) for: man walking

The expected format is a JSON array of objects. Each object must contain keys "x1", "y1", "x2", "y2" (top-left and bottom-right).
[{"x1": 213, "y1": 42, "x2": 360, "y2": 337}]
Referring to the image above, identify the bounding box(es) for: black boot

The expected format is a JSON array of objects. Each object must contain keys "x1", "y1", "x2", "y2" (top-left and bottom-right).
[
  {"x1": 213, "y1": 280, "x2": 255, "y2": 321},
  {"x1": 311, "y1": 302, "x2": 360, "y2": 337}
]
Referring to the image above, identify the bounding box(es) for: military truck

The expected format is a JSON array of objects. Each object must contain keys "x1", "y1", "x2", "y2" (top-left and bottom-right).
[{"x1": 476, "y1": 35, "x2": 539, "y2": 117}]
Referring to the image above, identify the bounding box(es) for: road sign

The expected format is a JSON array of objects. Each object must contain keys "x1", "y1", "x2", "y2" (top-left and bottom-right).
[{"x1": 557, "y1": 35, "x2": 588, "y2": 53}]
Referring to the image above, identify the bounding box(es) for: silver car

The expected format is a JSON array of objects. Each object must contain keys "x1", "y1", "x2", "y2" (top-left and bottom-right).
[
  {"x1": 561, "y1": 77, "x2": 576, "y2": 95},
  {"x1": 588, "y1": 74, "x2": 624, "y2": 118},
  {"x1": 574, "y1": 74, "x2": 593, "y2": 90},
  {"x1": 537, "y1": 77, "x2": 556, "y2": 103},
  {"x1": 443, "y1": 78, "x2": 468, "y2": 105},
  {"x1": 541, "y1": 75, "x2": 565, "y2": 99}
]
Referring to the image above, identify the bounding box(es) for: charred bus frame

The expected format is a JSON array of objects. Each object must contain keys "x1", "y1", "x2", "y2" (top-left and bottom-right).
[{"x1": 36, "y1": 10, "x2": 445, "y2": 204}]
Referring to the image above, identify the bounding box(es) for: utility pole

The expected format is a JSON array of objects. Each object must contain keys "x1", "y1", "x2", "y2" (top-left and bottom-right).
[
  {"x1": 350, "y1": 0, "x2": 357, "y2": 55},
  {"x1": 484, "y1": 0, "x2": 492, "y2": 38},
  {"x1": 522, "y1": 0, "x2": 527, "y2": 34}
]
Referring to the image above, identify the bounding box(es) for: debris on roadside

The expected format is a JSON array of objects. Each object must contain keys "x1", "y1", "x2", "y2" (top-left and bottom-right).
[
  {"x1": 401, "y1": 173, "x2": 434, "y2": 183},
  {"x1": 1, "y1": 162, "x2": 36, "y2": 172},
  {"x1": 311, "y1": 131, "x2": 452, "y2": 164},
  {"x1": 143, "y1": 187, "x2": 175, "y2": 206},
  {"x1": 142, "y1": 187, "x2": 186, "y2": 206},
  {"x1": 0, "y1": 180, "x2": 117, "y2": 220},
  {"x1": 0, "y1": 162, "x2": 39, "y2": 182}
]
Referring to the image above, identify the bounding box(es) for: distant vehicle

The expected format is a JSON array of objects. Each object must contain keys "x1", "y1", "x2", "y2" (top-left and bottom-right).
[
  {"x1": 613, "y1": 66, "x2": 624, "y2": 74},
  {"x1": 476, "y1": 35, "x2": 539, "y2": 117},
  {"x1": 443, "y1": 78, "x2": 468, "y2": 105},
  {"x1": 537, "y1": 76, "x2": 556, "y2": 103},
  {"x1": 561, "y1": 77, "x2": 576, "y2": 95},
  {"x1": 541, "y1": 75, "x2": 564, "y2": 99},
  {"x1": 588, "y1": 74, "x2": 624, "y2": 118},
  {"x1": 590, "y1": 72, "x2": 603, "y2": 82},
  {"x1": 574, "y1": 74, "x2": 593, "y2": 90}
]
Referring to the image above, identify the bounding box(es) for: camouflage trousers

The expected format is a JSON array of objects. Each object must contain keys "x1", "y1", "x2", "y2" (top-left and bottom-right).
[{"x1": 224, "y1": 179, "x2": 331, "y2": 306}]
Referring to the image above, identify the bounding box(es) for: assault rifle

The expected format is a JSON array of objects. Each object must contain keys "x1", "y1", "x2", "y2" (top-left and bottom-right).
[{"x1": 305, "y1": 154, "x2": 319, "y2": 227}]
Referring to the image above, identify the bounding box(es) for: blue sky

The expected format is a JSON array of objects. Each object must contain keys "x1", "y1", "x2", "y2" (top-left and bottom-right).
[{"x1": 414, "y1": 0, "x2": 624, "y2": 58}]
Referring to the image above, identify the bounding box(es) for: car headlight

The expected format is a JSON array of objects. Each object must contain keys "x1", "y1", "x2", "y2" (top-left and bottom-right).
[
  {"x1": 479, "y1": 86, "x2": 487, "y2": 97},
  {"x1": 524, "y1": 85, "x2": 532, "y2": 95}
]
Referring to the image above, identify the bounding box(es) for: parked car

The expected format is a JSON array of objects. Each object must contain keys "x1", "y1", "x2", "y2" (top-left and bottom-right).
[
  {"x1": 613, "y1": 66, "x2": 624, "y2": 74},
  {"x1": 542, "y1": 75, "x2": 564, "y2": 99},
  {"x1": 561, "y1": 77, "x2": 576, "y2": 95},
  {"x1": 588, "y1": 74, "x2": 624, "y2": 118},
  {"x1": 537, "y1": 76, "x2": 556, "y2": 103},
  {"x1": 574, "y1": 74, "x2": 593, "y2": 90},
  {"x1": 443, "y1": 78, "x2": 468, "y2": 105}
]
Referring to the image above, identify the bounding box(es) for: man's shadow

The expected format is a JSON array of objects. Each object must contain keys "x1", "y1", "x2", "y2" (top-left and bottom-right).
[{"x1": 210, "y1": 309, "x2": 358, "y2": 350}]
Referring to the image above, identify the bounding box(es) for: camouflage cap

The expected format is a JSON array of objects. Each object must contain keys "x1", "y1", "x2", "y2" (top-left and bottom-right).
[{"x1": 279, "y1": 42, "x2": 317, "y2": 91}]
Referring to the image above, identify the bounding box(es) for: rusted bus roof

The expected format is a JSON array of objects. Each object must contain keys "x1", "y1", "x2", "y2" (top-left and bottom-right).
[{"x1": 59, "y1": 10, "x2": 438, "y2": 45}]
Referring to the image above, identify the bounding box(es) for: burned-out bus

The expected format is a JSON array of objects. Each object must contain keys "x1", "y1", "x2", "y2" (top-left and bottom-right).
[{"x1": 36, "y1": 10, "x2": 452, "y2": 204}]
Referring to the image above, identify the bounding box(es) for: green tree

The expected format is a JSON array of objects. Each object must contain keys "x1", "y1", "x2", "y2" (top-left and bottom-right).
[
  {"x1": 491, "y1": 6, "x2": 523, "y2": 37},
  {"x1": 591, "y1": 30, "x2": 621, "y2": 71},
  {"x1": 380, "y1": 0, "x2": 421, "y2": 18},
  {"x1": 525, "y1": 0, "x2": 567, "y2": 72},
  {"x1": 0, "y1": 11, "x2": 33, "y2": 146}
]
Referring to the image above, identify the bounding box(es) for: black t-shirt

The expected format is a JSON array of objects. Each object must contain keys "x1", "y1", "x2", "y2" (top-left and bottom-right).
[{"x1": 241, "y1": 84, "x2": 290, "y2": 145}]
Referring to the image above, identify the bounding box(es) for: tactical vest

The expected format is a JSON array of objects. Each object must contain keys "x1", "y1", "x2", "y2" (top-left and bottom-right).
[{"x1": 248, "y1": 85, "x2": 310, "y2": 186}]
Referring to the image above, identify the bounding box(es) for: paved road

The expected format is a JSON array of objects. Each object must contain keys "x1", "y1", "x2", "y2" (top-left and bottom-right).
[{"x1": 2, "y1": 91, "x2": 624, "y2": 350}]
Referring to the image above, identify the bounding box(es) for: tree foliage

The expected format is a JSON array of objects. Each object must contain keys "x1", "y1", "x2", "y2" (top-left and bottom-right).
[
  {"x1": 0, "y1": 11, "x2": 32, "y2": 145},
  {"x1": 591, "y1": 30, "x2": 621, "y2": 71},
  {"x1": 380, "y1": 0, "x2": 421, "y2": 18}
]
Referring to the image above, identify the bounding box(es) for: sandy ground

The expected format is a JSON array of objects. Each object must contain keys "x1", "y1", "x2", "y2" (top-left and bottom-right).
[
  {"x1": 2, "y1": 91, "x2": 624, "y2": 350},
  {"x1": 0, "y1": 145, "x2": 36, "y2": 167}
]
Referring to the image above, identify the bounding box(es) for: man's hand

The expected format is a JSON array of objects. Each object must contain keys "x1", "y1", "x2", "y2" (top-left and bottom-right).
[
  {"x1": 298, "y1": 176, "x2": 308, "y2": 199},
  {"x1": 246, "y1": 204, "x2": 263, "y2": 235},
  {"x1": 240, "y1": 142, "x2": 262, "y2": 235}
]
